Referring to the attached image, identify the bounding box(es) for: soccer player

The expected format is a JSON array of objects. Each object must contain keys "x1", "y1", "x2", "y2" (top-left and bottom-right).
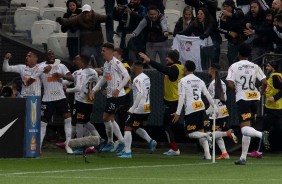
[
  {"x1": 31, "y1": 50, "x2": 74, "y2": 154},
  {"x1": 226, "y1": 43, "x2": 270, "y2": 165},
  {"x1": 91, "y1": 43, "x2": 130, "y2": 152},
  {"x1": 248, "y1": 60, "x2": 282, "y2": 158},
  {"x1": 206, "y1": 63, "x2": 238, "y2": 160},
  {"x1": 2, "y1": 51, "x2": 41, "y2": 96},
  {"x1": 172, "y1": 60, "x2": 217, "y2": 160},
  {"x1": 64, "y1": 55, "x2": 103, "y2": 153},
  {"x1": 118, "y1": 61, "x2": 156, "y2": 158},
  {"x1": 139, "y1": 50, "x2": 184, "y2": 156}
]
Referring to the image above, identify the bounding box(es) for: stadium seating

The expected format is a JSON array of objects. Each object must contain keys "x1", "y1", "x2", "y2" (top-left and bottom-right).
[
  {"x1": 25, "y1": 0, "x2": 49, "y2": 9},
  {"x1": 113, "y1": 34, "x2": 121, "y2": 48},
  {"x1": 164, "y1": 9, "x2": 180, "y2": 34},
  {"x1": 165, "y1": 0, "x2": 186, "y2": 13},
  {"x1": 14, "y1": 6, "x2": 40, "y2": 31},
  {"x1": 31, "y1": 20, "x2": 58, "y2": 45},
  {"x1": 11, "y1": 0, "x2": 27, "y2": 5},
  {"x1": 41, "y1": 7, "x2": 66, "y2": 22},
  {"x1": 53, "y1": 0, "x2": 67, "y2": 8},
  {"x1": 47, "y1": 33, "x2": 69, "y2": 59},
  {"x1": 81, "y1": 0, "x2": 105, "y2": 14}
]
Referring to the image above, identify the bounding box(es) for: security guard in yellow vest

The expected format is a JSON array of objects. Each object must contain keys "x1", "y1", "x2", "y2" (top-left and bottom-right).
[
  {"x1": 263, "y1": 60, "x2": 282, "y2": 132},
  {"x1": 139, "y1": 50, "x2": 184, "y2": 156}
]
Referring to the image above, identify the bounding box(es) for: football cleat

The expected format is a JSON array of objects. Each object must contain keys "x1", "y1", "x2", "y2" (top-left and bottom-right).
[
  {"x1": 216, "y1": 152, "x2": 230, "y2": 159},
  {"x1": 227, "y1": 129, "x2": 238, "y2": 144},
  {"x1": 111, "y1": 142, "x2": 125, "y2": 153},
  {"x1": 96, "y1": 138, "x2": 106, "y2": 153},
  {"x1": 148, "y1": 139, "x2": 157, "y2": 154},
  {"x1": 55, "y1": 142, "x2": 66, "y2": 149},
  {"x1": 247, "y1": 150, "x2": 263, "y2": 159},
  {"x1": 118, "y1": 152, "x2": 132, "y2": 158},
  {"x1": 65, "y1": 143, "x2": 74, "y2": 154},
  {"x1": 163, "y1": 149, "x2": 180, "y2": 156},
  {"x1": 85, "y1": 146, "x2": 96, "y2": 154},
  {"x1": 101, "y1": 143, "x2": 114, "y2": 152},
  {"x1": 234, "y1": 159, "x2": 246, "y2": 165}
]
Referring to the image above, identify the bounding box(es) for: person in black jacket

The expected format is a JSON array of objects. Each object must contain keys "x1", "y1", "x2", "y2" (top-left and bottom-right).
[
  {"x1": 218, "y1": 0, "x2": 246, "y2": 65},
  {"x1": 61, "y1": 0, "x2": 81, "y2": 62},
  {"x1": 185, "y1": 0, "x2": 217, "y2": 21},
  {"x1": 173, "y1": 6, "x2": 195, "y2": 37},
  {"x1": 179, "y1": 7, "x2": 222, "y2": 70}
]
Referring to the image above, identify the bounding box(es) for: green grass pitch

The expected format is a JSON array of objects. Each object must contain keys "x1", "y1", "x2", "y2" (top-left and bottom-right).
[{"x1": 1, "y1": 148, "x2": 282, "y2": 184}]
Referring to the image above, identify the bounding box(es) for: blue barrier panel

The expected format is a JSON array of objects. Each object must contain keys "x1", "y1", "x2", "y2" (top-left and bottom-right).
[{"x1": 24, "y1": 96, "x2": 41, "y2": 158}]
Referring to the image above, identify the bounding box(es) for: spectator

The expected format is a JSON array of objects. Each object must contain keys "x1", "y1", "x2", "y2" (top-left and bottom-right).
[
  {"x1": 243, "y1": 0, "x2": 266, "y2": 63},
  {"x1": 273, "y1": 14, "x2": 282, "y2": 54},
  {"x1": 131, "y1": 6, "x2": 169, "y2": 65},
  {"x1": 272, "y1": 0, "x2": 282, "y2": 15},
  {"x1": 113, "y1": 0, "x2": 146, "y2": 60},
  {"x1": 179, "y1": 7, "x2": 222, "y2": 70},
  {"x1": 218, "y1": 0, "x2": 246, "y2": 65},
  {"x1": 104, "y1": 0, "x2": 128, "y2": 42},
  {"x1": 61, "y1": 0, "x2": 82, "y2": 62},
  {"x1": 56, "y1": 4, "x2": 112, "y2": 67},
  {"x1": 184, "y1": 0, "x2": 218, "y2": 21},
  {"x1": 173, "y1": 6, "x2": 195, "y2": 37}
]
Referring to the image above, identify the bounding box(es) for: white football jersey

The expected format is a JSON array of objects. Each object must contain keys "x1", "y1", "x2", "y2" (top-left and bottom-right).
[
  {"x1": 3, "y1": 61, "x2": 41, "y2": 96},
  {"x1": 103, "y1": 57, "x2": 127, "y2": 98},
  {"x1": 71, "y1": 69, "x2": 82, "y2": 101},
  {"x1": 178, "y1": 74, "x2": 209, "y2": 115},
  {"x1": 37, "y1": 62, "x2": 70, "y2": 102},
  {"x1": 226, "y1": 60, "x2": 266, "y2": 102},
  {"x1": 75, "y1": 68, "x2": 98, "y2": 104},
  {"x1": 132, "y1": 73, "x2": 151, "y2": 114},
  {"x1": 208, "y1": 80, "x2": 229, "y2": 119}
]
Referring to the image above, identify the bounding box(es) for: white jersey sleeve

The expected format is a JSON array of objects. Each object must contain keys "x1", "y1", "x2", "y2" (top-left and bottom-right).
[{"x1": 131, "y1": 73, "x2": 151, "y2": 114}]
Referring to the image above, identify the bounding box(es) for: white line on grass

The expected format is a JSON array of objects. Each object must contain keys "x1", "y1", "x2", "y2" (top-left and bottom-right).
[
  {"x1": 3, "y1": 162, "x2": 213, "y2": 176},
  {"x1": 2, "y1": 162, "x2": 282, "y2": 176},
  {"x1": 3, "y1": 175, "x2": 282, "y2": 182}
]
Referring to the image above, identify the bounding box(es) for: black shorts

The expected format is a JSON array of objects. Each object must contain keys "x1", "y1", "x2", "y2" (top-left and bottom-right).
[
  {"x1": 41, "y1": 98, "x2": 70, "y2": 121},
  {"x1": 204, "y1": 117, "x2": 228, "y2": 131},
  {"x1": 236, "y1": 100, "x2": 259, "y2": 123},
  {"x1": 104, "y1": 96, "x2": 125, "y2": 114},
  {"x1": 74, "y1": 101, "x2": 93, "y2": 124},
  {"x1": 184, "y1": 110, "x2": 205, "y2": 134},
  {"x1": 125, "y1": 113, "x2": 150, "y2": 129}
]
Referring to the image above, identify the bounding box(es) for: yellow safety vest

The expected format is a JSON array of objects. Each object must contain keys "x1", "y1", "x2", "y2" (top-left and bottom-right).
[
  {"x1": 265, "y1": 72, "x2": 282, "y2": 109},
  {"x1": 164, "y1": 64, "x2": 184, "y2": 101}
]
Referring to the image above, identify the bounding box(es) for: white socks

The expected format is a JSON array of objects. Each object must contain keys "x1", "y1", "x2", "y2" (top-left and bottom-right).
[
  {"x1": 85, "y1": 122, "x2": 101, "y2": 138},
  {"x1": 136, "y1": 128, "x2": 151, "y2": 143},
  {"x1": 240, "y1": 135, "x2": 251, "y2": 160},
  {"x1": 40, "y1": 121, "x2": 47, "y2": 149},
  {"x1": 199, "y1": 137, "x2": 211, "y2": 159},
  {"x1": 104, "y1": 121, "x2": 113, "y2": 143},
  {"x1": 124, "y1": 131, "x2": 132, "y2": 153},
  {"x1": 112, "y1": 120, "x2": 124, "y2": 142},
  {"x1": 64, "y1": 117, "x2": 72, "y2": 143},
  {"x1": 216, "y1": 137, "x2": 227, "y2": 154},
  {"x1": 214, "y1": 131, "x2": 227, "y2": 139},
  {"x1": 241, "y1": 126, "x2": 262, "y2": 138},
  {"x1": 188, "y1": 132, "x2": 209, "y2": 139}
]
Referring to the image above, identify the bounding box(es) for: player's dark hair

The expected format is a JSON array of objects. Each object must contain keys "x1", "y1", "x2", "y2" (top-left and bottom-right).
[
  {"x1": 102, "y1": 42, "x2": 115, "y2": 51},
  {"x1": 79, "y1": 55, "x2": 90, "y2": 65},
  {"x1": 132, "y1": 60, "x2": 144, "y2": 67},
  {"x1": 113, "y1": 48, "x2": 123, "y2": 56},
  {"x1": 184, "y1": 60, "x2": 196, "y2": 72},
  {"x1": 238, "y1": 43, "x2": 252, "y2": 58}
]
